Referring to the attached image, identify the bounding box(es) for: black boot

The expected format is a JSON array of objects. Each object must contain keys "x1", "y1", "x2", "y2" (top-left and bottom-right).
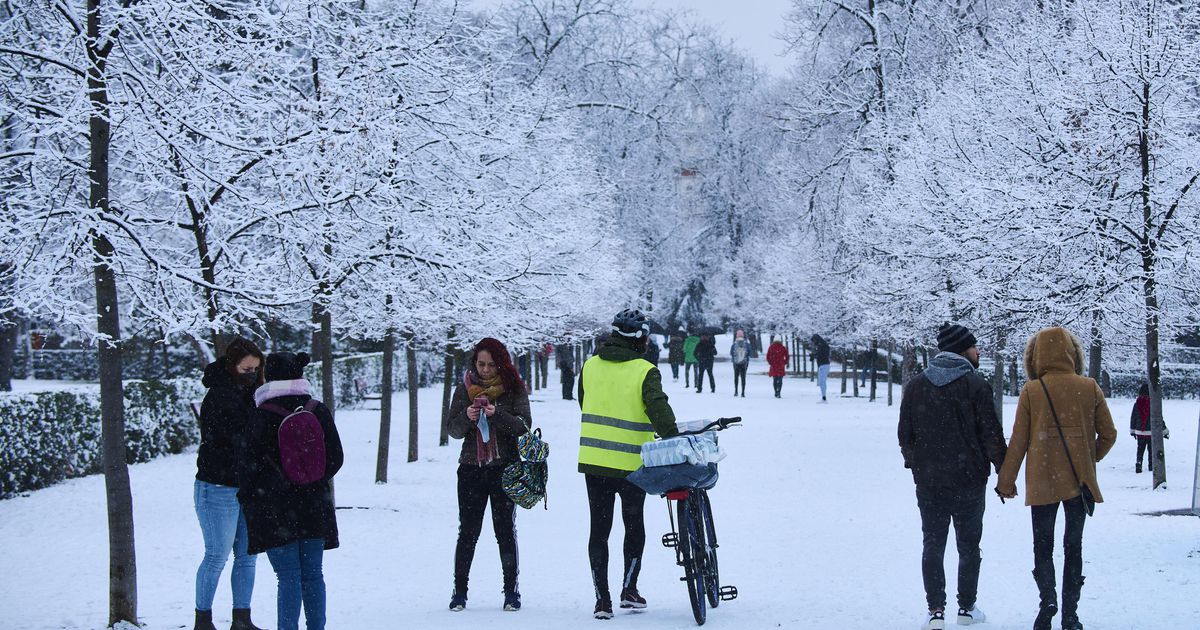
[
  {"x1": 1061, "y1": 575, "x2": 1085, "y2": 630},
  {"x1": 230, "y1": 608, "x2": 266, "y2": 630},
  {"x1": 194, "y1": 610, "x2": 217, "y2": 630},
  {"x1": 1031, "y1": 567, "x2": 1057, "y2": 630}
]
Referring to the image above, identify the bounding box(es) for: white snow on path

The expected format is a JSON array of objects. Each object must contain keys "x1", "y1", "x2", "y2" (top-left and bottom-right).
[{"x1": 2, "y1": 358, "x2": 1198, "y2": 629}]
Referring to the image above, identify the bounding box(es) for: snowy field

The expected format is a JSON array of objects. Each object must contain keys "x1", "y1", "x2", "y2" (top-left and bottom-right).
[{"x1": 1, "y1": 358, "x2": 1198, "y2": 630}]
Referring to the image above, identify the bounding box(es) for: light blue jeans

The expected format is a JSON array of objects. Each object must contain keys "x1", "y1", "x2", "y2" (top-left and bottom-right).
[
  {"x1": 266, "y1": 539, "x2": 326, "y2": 630},
  {"x1": 817, "y1": 364, "x2": 831, "y2": 399},
  {"x1": 194, "y1": 479, "x2": 256, "y2": 610}
]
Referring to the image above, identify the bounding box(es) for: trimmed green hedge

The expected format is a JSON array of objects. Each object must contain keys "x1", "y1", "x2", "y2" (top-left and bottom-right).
[{"x1": 0, "y1": 378, "x2": 204, "y2": 499}]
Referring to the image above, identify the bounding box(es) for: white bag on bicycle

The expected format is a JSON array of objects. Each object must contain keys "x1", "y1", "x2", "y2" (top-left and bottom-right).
[{"x1": 641, "y1": 432, "x2": 725, "y2": 468}]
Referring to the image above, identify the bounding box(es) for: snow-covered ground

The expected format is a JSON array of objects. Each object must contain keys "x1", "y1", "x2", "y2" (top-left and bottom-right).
[{"x1": 2, "y1": 358, "x2": 1197, "y2": 629}]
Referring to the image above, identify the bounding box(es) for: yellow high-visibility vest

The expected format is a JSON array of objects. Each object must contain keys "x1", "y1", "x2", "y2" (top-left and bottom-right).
[{"x1": 578, "y1": 355, "x2": 656, "y2": 477}]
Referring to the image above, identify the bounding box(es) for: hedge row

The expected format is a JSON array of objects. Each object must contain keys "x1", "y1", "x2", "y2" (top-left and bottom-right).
[{"x1": 0, "y1": 378, "x2": 204, "y2": 499}]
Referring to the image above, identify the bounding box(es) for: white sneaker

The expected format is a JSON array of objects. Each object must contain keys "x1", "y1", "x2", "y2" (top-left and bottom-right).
[
  {"x1": 922, "y1": 610, "x2": 946, "y2": 630},
  {"x1": 957, "y1": 605, "x2": 985, "y2": 625}
]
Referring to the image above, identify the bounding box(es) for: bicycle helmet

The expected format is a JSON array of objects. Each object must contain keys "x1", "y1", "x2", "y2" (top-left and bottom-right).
[{"x1": 611, "y1": 309, "x2": 650, "y2": 339}]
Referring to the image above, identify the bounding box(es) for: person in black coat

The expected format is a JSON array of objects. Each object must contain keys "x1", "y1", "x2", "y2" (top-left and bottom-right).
[
  {"x1": 194, "y1": 338, "x2": 267, "y2": 630},
  {"x1": 239, "y1": 352, "x2": 343, "y2": 630},
  {"x1": 694, "y1": 334, "x2": 717, "y2": 393},
  {"x1": 897, "y1": 324, "x2": 1008, "y2": 627}
]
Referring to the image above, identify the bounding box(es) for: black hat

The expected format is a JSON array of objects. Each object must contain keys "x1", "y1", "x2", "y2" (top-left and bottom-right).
[
  {"x1": 264, "y1": 352, "x2": 310, "y2": 382},
  {"x1": 937, "y1": 324, "x2": 977, "y2": 355}
]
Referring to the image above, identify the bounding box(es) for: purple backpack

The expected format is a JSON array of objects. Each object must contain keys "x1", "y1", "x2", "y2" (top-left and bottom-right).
[{"x1": 260, "y1": 399, "x2": 326, "y2": 485}]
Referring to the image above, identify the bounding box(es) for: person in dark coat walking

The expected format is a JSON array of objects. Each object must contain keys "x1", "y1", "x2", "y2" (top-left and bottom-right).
[
  {"x1": 694, "y1": 334, "x2": 717, "y2": 393},
  {"x1": 730, "y1": 330, "x2": 751, "y2": 397},
  {"x1": 1128, "y1": 383, "x2": 1166, "y2": 473},
  {"x1": 667, "y1": 330, "x2": 685, "y2": 381},
  {"x1": 447, "y1": 337, "x2": 532, "y2": 612},
  {"x1": 240, "y1": 352, "x2": 343, "y2": 630},
  {"x1": 767, "y1": 337, "x2": 789, "y2": 398},
  {"x1": 643, "y1": 336, "x2": 661, "y2": 366},
  {"x1": 898, "y1": 324, "x2": 1008, "y2": 629},
  {"x1": 194, "y1": 338, "x2": 267, "y2": 630},
  {"x1": 557, "y1": 343, "x2": 576, "y2": 401},
  {"x1": 811, "y1": 334, "x2": 831, "y2": 402}
]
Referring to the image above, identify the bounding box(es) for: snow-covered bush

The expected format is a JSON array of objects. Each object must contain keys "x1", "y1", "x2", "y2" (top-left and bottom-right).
[{"x1": 0, "y1": 378, "x2": 204, "y2": 498}]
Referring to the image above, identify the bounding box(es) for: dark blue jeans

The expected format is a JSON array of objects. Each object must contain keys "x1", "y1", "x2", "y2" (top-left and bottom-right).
[
  {"x1": 915, "y1": 484, "x2": 986, "y2": 611},
  {"x1": 194, "y1": 479, "x2": 255, "y2": 610},
  {"x1": 265, "y1": 539, "x2": 326, "y2": 630}
]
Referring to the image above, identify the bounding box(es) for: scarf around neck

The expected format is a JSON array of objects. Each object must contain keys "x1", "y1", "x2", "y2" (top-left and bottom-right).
[{"x1": 464, "y1": 371, "x2": 505, "y2": 465}]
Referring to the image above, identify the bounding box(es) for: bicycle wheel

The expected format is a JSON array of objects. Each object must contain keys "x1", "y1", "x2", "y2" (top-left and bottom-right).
[
  {"x1": 676, "y1": 496, "x2": 707, "y2": 625},
  {"x1": 698, "y1": 491, "x2": 720, "y2": 608}
]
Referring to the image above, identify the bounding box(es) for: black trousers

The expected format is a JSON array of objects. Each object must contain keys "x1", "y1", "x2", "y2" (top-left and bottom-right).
[
  {"x1": 1031, "y1": 496, "x2": 1087, "y2": 616},
  {"x1": 1136, "y1": 436, "x2": 1153, "y2": 470},
  {"x1": 585, "y1": 474, "x2": 646, "y2": 600},
  {"x1": 561, "y1": 366, "x2": 575, "y2": 400},
  {"x1": 454, "y1": 464, "x2": 518, "y2": 595},
  {"x1": 669, "y1": 361, "x2": 680, "y2": 379},
  {"x1": 915, "y1": 484, "x2": 986, "y2": 611},
  {"x1": 772, "y1": 376, "x2": 783, "y2": 397},
  {"x1": 732, "y1": 363, "x2": 748, "y2": 395},
  {"x1": 695, "y1": 362, "x2": 714, "y2": 392},
  {"x1": 684, "y1": 363, "x2": 695, "y2": 387}
]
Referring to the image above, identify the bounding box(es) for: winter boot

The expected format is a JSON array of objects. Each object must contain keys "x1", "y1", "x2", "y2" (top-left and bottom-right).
[
  {"x1": 594, "y1": 598, "x2": 614, "y2": 620},
  {"x1": 229, "y1": 609, "x2": 265, "y2": 630},
  {"x1": 1032, "y1": 566, "x2": 1058, "y2": 630},
  {"x1": 1061, "y1": 575, "x2": 1085, "y2": 629},
  {"x1": 194, "y1": 610, "x2": 217, "y2": 630},
  {"x1": 619, "y1": 587, "x2": 647, "y2": 609},
  {"x1": 503, "y1": 591, "x2": 521, "y2": 612},
  {"x1": 1135, "y1": 462, "x2": 1142, "y2": 473},
  {"x1": 1032, "y1": 603, "x2": 1057, "y2": 630},
  {"x1": 448, "y1": 592, "x2": 467, "y2": 612}
]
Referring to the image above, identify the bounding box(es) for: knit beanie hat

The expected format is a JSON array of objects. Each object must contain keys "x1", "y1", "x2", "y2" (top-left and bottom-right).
[
  {"x1": 937, "y1": 324, "x2": 977, "y2": 355},
  {"x1": 264, "y1": 352, "x2": 310, "y2": 382}
]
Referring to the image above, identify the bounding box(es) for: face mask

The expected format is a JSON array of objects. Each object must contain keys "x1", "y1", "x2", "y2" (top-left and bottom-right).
[{"x1": 236, "y1": 372, "x2": 259, "y2": 388}]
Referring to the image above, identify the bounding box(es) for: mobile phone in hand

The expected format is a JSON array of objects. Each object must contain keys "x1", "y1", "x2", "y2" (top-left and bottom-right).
[{"x1": 474, "y1": 396, "x2": 490, "y2": 409}]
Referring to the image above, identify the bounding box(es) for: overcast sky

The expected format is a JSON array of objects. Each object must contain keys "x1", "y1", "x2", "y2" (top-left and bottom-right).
[{"x1": 467, "y1": 0, "x2": 796, "y2": 77}]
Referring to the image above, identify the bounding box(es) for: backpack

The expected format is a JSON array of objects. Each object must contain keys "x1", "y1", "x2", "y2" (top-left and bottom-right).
[
  {"x1": 732, "y1": 341, "x2": 749, "y2": 364},
  {"x1": 260, "y1": 399, "x2": 326, "y2": 485},
  {"x1": 502, "y1": 418, "x2": 550, "y2": 509}
]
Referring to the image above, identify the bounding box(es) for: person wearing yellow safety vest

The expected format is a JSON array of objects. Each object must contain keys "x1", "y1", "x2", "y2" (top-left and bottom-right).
[{"x1": 578, "y1": 309, "x2": 679, "y2": 620}]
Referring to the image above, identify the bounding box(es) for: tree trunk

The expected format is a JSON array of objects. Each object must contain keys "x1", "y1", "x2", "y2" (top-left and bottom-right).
[
  {"x1": 840, "y1": 349, "x2": 848, "y2": 395},
  {"x1": 901, "y1": 343, "x2": 919, "y2": 386},
  {"x1": 887, "y1": 339, "x2": 895, "y2": 406},
  {"x1": 87, "y1": 3, "x2": 137, "y2": 621},
  {"x1": 440, "y1": 337, "x2": 454, "y2": 447},
  {"x1": 407, "y1": 339, "x2": 419, "y2": 463},
  {"x1": 0, "y1": 317, "x2": 15, "y2": 391},
  {"x1": 1138, "y1": 75, "x2": 1167, "y2": 489},
  {"x1": 869, "y1": 339, "x2": 879, "y2": 402},
  {"x1": 375, "y1": 330, "x2": 394, "y2": 483},
  {"x1": 851, "y1": 349, "x2": 859, "y2": 398},
  {"x1": 1088, "y1": 312, "x2": 1103, "y2": 382}
]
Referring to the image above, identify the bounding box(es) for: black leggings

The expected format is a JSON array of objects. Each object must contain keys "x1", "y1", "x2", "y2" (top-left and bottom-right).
[
  {"x1": 1031, "y1": 496, "x2": 1087, "y2": 615},
  {"x1": 454, "y1": 464, "x2": 518, "y2": 595},
  {"x1": 732, "y1": 363, "x2": 748, "y2": 395},
  {"x1": 585, "y1": 474, "x2": 646, "y2": 600}
]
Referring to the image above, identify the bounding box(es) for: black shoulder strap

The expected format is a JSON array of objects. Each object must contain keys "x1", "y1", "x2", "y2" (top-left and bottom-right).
[{"x1": 1039, "y1": 379, "x2": 1082, "y2": 487}]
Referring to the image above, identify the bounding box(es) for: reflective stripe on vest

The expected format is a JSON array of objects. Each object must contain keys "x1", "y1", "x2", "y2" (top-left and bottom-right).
[{"x1": 579, "y1": 355, "x2": 656, "y2": 474}]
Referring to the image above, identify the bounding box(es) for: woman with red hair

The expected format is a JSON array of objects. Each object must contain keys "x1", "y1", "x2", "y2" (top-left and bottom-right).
[{"x1": 446, "y1": 337, "x2": 532, "y2": 613}]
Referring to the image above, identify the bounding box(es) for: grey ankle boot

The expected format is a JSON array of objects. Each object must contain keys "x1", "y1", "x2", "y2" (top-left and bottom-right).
[
  {"x1": 230, "y1": 608, "x2": 266, "y2": 630},
  {"x1": 194, "y1": 610, "x2": 217, "y2": 630}
]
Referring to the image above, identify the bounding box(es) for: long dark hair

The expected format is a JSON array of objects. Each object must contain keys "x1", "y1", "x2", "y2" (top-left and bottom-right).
[
  {"x1": 471, "y1": 337, "x2": 525, "y2": 394},
  {"x1": 224, "y1": 337, "x2": 265, "y2": 386},
  {"x1": 1138, "y1": 382, "x2": 1150, "y2": 398}
]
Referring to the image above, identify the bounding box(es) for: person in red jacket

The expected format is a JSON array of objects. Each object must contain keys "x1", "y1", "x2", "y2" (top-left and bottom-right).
[
  {"x1": 1130, "y1": 383, "x2": 1151, "y2": 473},
  {"x1": 767, "y1": 337, "x2": 789, "y2": 398}
]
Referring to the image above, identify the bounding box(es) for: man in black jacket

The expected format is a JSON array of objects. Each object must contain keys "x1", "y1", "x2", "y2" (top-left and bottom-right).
[{"x1": 898, "y1": 324, "x2": 1008, "y2": 630}]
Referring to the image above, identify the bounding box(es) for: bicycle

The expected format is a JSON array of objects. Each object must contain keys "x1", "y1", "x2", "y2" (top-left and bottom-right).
[{"x1": 629, "y1": 416, "x2": 741, "y2": 625}]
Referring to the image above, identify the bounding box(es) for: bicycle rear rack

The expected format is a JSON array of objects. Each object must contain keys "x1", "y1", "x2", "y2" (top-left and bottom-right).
[{"x1": 719, "y1": 586, "x2": 738, "y2": 601}]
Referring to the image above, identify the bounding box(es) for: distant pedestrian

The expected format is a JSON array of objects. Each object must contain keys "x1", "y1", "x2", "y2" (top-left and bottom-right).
[
  {"x1": 996, "y1": 327, "x2": 1117, "y2": 630},
  {"x1": 730, "y1": 330, "x2": 751, "y2": 397},
  {"x1": 643, "y1": 336, "x2": 661, "y2": 366},
  {"x1": 1128, "y1": 383, "x2": 1167, "y2": 473},
  {"x1": 557, "y1": 343, "x2": 576, "y2": 401},
  {"x1": 683, "y1": 333, "x2": 700, "y2": 388},
  {"x1": 767, "y1": 337, "x2": 789, "y2": 398},
  {"x1": 859, "y1": 348, "x2": 875, "y2": 386},
  {"x1": 667, "y1": 330, "x2": 685, "y2": 381},
  {"x1": 899, "y1": 324, "x2": 1008, "y2": 630},
  {"x1": 538, "y1": 343, "x2": 551, "y2": 389},
  {"x1": 240, "y1": 352, "x2": 344, "y2": 630},
  {"x1": 194, "y1": 337, "x2": 267, "y2": 630},
  {"x1": 694, "y1": 334, "x2": 716, "y2": 393},
  {"x1": 811, "y1": 334, "x2": 831, "y2": 402},
  {"x1": 447, "y1": 337, "x2": 531, "y2": 613}
]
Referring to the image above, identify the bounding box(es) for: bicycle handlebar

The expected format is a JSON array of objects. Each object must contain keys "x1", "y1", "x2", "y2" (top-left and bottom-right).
[{"x1": 675, "y1": 416, "x2": 742, "y2": 437}]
